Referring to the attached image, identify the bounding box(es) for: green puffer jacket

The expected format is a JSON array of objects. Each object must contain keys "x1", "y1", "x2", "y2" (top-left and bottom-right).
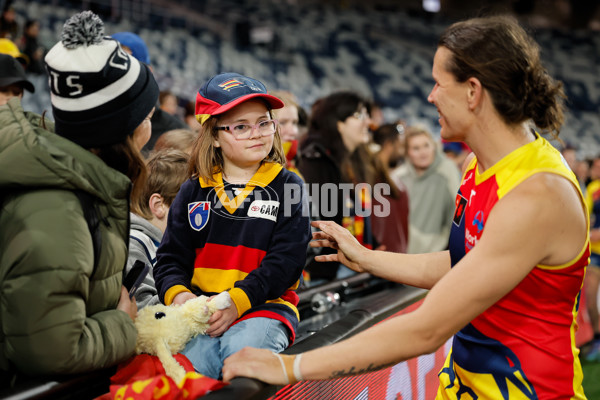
[{"x1": 0, "y1": 98, "x2": 136, "y2": 375}]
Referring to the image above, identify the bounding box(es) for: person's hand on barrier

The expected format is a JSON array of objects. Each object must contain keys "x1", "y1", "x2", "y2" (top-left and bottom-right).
[
  {"x1": 117, "y1": 286, "x2": 137, "y2": 321},
  {"x1": 310, "y1": 220, "x2": 369, "y2": 273},
  {"x1": 206, "y1": 300, "x2": 238, "y2": 337},
  {"x1": 222, "y1": 347, "x2": 289, "y2": 384}
]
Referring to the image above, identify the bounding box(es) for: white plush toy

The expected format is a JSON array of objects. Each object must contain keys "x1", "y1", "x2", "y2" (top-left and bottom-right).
[{"x1": 135, "y1": 291, "x2": 231, "y2": 383}]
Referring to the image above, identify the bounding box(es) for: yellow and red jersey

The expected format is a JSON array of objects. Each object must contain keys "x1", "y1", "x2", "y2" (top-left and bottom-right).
[{"x1": 438, "y1": 135, "x2": 588, "y2": 399}]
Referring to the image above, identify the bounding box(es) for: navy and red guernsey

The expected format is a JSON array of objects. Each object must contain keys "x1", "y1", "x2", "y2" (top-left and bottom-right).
[{"x1": 154, "y1": 162, "x2": 311, "y2": 342}]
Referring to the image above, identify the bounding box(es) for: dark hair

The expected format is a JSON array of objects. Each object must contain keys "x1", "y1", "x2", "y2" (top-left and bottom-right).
[
  {"x1": 184, "y1": 100, "x2": 195, "y2": 118},
  {"x1": 94, "y1": 136, "x2": 147, "y2": 211},
  {"x1": 24, "y1": 19, "x2": 39, "y2": 31},
  {"x1": 304, "y1": 91, "x2": 367, "y2": 161},
  {"x1": 372, "y1": 121, "x2": 406, "y2": 147},
  {"x1": 159, "y1": 90, "x2": 176, "y2": 105},
  {"x1": 438, "y1": 15, "x2": 565, "y2": 136}
]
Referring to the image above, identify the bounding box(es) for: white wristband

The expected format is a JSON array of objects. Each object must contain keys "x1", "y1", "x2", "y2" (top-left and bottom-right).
[
  {"x1": 274, "y1": 353, "x2": 289, "y2": 385},
  {"x1": 293, "y1": 353, "x2": 303, "y2": 382}
]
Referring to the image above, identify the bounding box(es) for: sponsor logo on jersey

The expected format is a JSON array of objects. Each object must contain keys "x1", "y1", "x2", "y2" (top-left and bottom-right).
[{"x1": 247, "y1": 200, "x2": 280, "y2": 222}]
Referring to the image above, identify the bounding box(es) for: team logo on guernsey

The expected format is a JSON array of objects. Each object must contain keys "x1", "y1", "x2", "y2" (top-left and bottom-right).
[
  {"x1": 473, "y1": 210, "x2": 485, "y2": 233},
  {"x1": 188, "y1": 202, "x2": 210, "y2": 231},
  {"x1": 453, "y1": 194, "x2": 468, "y2": 226}
]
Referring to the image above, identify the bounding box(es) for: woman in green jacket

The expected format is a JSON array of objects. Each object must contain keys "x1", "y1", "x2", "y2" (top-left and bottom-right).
[{"x1": 0, "y1": 11, "x2": 158, "y2": 377}]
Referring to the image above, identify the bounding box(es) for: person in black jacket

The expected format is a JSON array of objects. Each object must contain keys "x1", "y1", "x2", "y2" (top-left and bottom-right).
[{"x1": 298, "y1": 91, "x2": 375, "y2": 284}]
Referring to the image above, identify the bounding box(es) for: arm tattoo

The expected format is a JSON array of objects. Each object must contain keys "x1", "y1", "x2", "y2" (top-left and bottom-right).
[{"x1": 328, "y1": 361, "x2": 396, "y2": 379}]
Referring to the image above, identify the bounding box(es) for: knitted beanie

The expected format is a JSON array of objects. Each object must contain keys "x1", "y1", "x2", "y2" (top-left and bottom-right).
[{"x1": 44, "y1": 11, "x2": 159, "y2": 148}]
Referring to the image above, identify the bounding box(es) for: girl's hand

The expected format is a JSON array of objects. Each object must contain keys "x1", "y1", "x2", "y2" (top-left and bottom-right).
[
  {"x1": 172, "y1": 291, "x2": 197, "y2": 305},
  {"x1": 222, "y1": 348, "x2": 287, "y2": 384},
  {"x1": 206, "y1": 300, "x2": 239, "y2": 337},
  {"x1": 117, "y1": 286, "x2": 137, "y2": 321},
  {"x1": 310, "y1": 220, "x2": 369, "y2": 273}
]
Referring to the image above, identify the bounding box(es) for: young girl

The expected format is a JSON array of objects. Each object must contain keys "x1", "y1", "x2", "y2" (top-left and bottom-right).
[{"x1": 153, "y1": 72, "x2": 311, "y2": 379}]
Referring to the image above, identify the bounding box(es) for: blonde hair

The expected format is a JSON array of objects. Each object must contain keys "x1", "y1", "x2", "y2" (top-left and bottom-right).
[
  {"x1": 271, "y1": 90, "x2": 299, "y2": 109},
  {"x1": 153, "y1": 128, "x2": 198, "y2": 154},
  {"x1": 188, "y1": 109, "x2": 285, "y2": 182},
  {"x1": 403, "y1": 125, "x2": 437, "y2": 155},
  {"x1": 134, "y1": 149, "x2": 190, "y2": 220}
]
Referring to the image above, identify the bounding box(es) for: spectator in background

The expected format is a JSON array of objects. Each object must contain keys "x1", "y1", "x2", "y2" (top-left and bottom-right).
[
  {"x1": 299, "y1": 91, "x2": 375, "y2": 284},
  {"x1": 0, "y1": 37, "x2": 27, "y2": 66},
  {"x1": 184, "y1": 99, "x2": 201, "y2": 132},
  {"x1": 370, "y1": 122, "x2": 410, "y2": 253},
  {"x1": 111, "y1": 31, "x2": 186, "y2": 154},
  {"x1": 19, "y1": 19, "x2": 45, "y2": 74},
  {"x1": 392, "y1": 126, "x2": 460, "y2": 254},
  {"x1": 442, "y1": 141, "x2": 470, "y2": 172},
  {"x1": 561, "y1": 143, "x2": 588, "y2": 194},
  {"x1": 0, "y1": 11, "x2": 158, "y2": 379},
  {"x1": 0, "y1": 53, "x2": 34, "y2": 105},
  {"x1": 575, "y1": 158, "x2": 590, "y2": 191},
  {"x1": 297, "y1": 102, "x2": 309, "y2": 144},
  {"x1": 368, "y1": 101, "x2": 385, "y2": 133},
  {"x1": 372, "y1": 120, "x2": 405, "y2": 170},
  {"x1": 127, "y1": 149, "x2": 190, "y2": 309},
  {"x1": 561, "y1": 143, "x2": 577, "y2": 171},
  {"x1": 0, "y1": 5, "x2": 18, "y2": 40},
  {"x1": 585, "y1": 155, "x2": 600, "y2": 361},
  {"x1": 159, "y1": 90, "x2": 179, "y2": 116},
  {"x1": 271, "y1": 90, "x2": 302, "y2": 179},
  {"x1": 153, "y1": 128, "x2": 198, "y2": 155}
]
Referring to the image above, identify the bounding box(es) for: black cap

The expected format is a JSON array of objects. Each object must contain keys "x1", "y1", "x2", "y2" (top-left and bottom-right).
[{"x1": 0, "y1": 54, "x2": 35, "y2": 93}]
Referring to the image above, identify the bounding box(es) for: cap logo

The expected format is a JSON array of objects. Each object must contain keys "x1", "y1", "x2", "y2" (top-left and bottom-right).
[{"x1": 219, "y1": 79, "x2": 244, "y2": 91}]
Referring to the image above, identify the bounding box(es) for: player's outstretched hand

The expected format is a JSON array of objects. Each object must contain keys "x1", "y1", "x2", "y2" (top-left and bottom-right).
[{"x1": 310, "y1": 220, "x2": 369, "y2": 273}]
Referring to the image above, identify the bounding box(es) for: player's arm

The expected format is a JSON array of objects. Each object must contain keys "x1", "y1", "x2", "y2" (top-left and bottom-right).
[
  {"x1": 223, "y1": 173, "x2": 587, "y2": 383},
  {"x1": 311, "y1": 220, "x2": 451, "y2": 289}
]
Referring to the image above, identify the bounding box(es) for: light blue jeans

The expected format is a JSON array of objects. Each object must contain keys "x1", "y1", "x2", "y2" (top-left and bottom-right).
[{"x1": 181, "y1": 317, "x2": 289, "y2": 379}]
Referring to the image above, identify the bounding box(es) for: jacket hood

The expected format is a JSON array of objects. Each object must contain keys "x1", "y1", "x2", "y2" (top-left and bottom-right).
[
  {"x1": 130, "y1": 213, "x2": 162, "y2": 244},
  {"x1": 0, "y1": 98, "x2": 130, "y2": 206}
]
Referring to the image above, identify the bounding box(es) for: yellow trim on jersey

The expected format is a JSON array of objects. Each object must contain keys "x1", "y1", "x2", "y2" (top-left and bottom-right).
[
  {"x1": 198, "y1": 162, "x2": 283, "y2": 214},
  {"x1": 164, "y1": 284, "x2": 191, "y2": 306},
  {"x1": 266, "y1": 298, "x2": 300, "y2": 320},
  {"x1": 229, "y1": 287, "x2": 252, "y2": 318},
  {"x1": 570, "y1": 288, "x2": 587, "y2": 400},
  {"x1": 471, "y1": 134, "x2": 590, "y2": 271}
]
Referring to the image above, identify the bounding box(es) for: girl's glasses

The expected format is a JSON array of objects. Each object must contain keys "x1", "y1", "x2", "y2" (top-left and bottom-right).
[{"x1": 215, "y1": 119, "x2": 278, "y2": 140}]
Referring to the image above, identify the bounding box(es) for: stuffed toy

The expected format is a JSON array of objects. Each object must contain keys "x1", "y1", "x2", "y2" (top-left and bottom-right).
[{"x1": 135, "y1": 292, "x2": 231, "y2": 383}]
